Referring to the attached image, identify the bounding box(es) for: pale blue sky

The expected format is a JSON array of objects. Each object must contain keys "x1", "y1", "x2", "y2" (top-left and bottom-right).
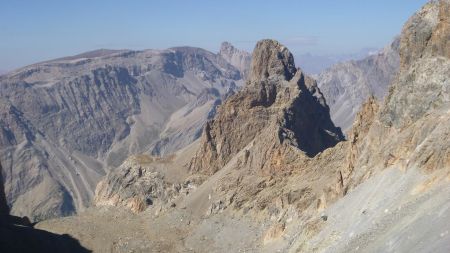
[{"x1": 0, "y1": 0, "x2": 428, "y2": 71}]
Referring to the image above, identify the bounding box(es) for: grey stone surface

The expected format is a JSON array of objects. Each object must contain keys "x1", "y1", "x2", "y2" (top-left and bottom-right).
[{"x1": 189, "y1": 39, "x2": 344, "y2": 176}]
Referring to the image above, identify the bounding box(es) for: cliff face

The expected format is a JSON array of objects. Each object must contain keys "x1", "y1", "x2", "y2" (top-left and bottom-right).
[
  {"x1": 326, "y1": 0, "x2": 450, "y2": 202},
  {"x1": 0, "y1": 45, "x2": 245, "y2": 221},
  {"x1": 353, "y1": 0, "x2": 450, "y2": 175},
  {"x1": 219, "y1": 42, "x2": 252, "y2": 79},
  {"x1": 297, "y1": 1, "x2": 450, "y2": 251},
  {"x1": 381, "y1": 0, "x2": 450, "y2": 127},
  {"x1": 189, "y1": 39, "x2": 344, "y2": 176}
]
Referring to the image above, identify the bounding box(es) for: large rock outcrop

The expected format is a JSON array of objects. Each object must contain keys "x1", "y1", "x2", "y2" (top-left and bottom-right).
[
  {"x1": 381, "y1": 0, "x2": 450, "y2": 127},
  {"x1": 296, "y1": 1, "x2": 450, "y2": 251},
  {"x1": 249, "y1": 40, "x2": 297, "y2": 82},
  {"x1": 93, "y1": 142, "x2": 201, "y2": 213},
  {"x1": 321, "y1": 0, "x2": 450, "y2": 206},
  {"x1": 189, "y1": 39, "x2": 344, "y2": 176}
]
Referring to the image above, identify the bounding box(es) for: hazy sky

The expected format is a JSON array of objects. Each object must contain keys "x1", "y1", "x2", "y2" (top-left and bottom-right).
[{"x1": 1, "y1": 0, "x2": 428, "y2": 71}]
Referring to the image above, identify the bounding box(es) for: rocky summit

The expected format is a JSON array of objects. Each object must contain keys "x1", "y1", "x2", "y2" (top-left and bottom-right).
[{"x1": 189, "y1": 39, "x2": 344, "y2": 176}]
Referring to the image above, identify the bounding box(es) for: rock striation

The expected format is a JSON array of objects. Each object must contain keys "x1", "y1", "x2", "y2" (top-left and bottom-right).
[
  {"x1": 189, "y1": 39, "x2": 344, "y2": 176},
  {"x1": 316, "y1": 37, "x2": 400, "y2": 132},
  {"x1": 0, "y1": 44, "x2": 245, "y2": 221},
  {"x1": 381, "y1": 0, "x2": 450, "y2": 127},
  {"x1": 219, "y1": 42, "x2": 252, "y2": 79}
]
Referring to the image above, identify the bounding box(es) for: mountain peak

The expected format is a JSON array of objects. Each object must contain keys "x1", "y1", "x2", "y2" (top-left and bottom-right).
[
  {"x1": 219, "y1": 41, "x2": 234, "y2": 51},
  {"x1": 250, "y1": 39, "x2": 297, "y2": 82},
  {"x1": 189, "y1": 40, "x2": 343, "y2": 175},
  {"x1": 219, "y1": 41, "x2": 252, "y2": 79}
]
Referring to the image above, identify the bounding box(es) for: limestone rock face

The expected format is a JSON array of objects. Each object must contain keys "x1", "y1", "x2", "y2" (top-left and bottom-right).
[
  {"x1": 189, "y1": 39, "x2": 344, "y2": 176},
  {"x1": 330, "y1": 0, "x2": 450, "y2": 197},
  {"x1": 95, "y1": 156, "x2": 180, "y2": 213},
  {"x1": 326, "y1": 0, "x2": 450, "y2": 190},
  {"x1": 296, "y1": 3, "x2": 450, "y2": 251},
  {"x1": 219, "y1": 42, "x2": 252, "y2": 79},
  {"x1": 249, "y1": 39, "x2": 297, "y2": 82},
  {"x1": 381, "y1": 0, "x2": 450, "y2": 127},
  {"x1": 399, "y1": 0, "x2": 449, "y2": 70},
  {"x1": 0, "y1": 46, "x2": 245, "y2": 221},
  {"x1": 341, "y1": 96, "x2": 380, "y2": 192},
  {"x1": 316, "y1": 37, "x2": 400, "y2": 132},
  {"x1": 431, "y1": 0, "x2": 450, "y2": 59}
]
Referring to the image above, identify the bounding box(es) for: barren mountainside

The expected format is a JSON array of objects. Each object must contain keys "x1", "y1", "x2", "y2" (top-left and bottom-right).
[{"x1": 0, "y1": 44, "x2": 247, "y2": 221}]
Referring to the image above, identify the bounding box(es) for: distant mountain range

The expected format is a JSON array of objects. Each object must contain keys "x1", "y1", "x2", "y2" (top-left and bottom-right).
[
  {"x1": 316, "y1": 38, "x2": 400, "y2": 132},
  {"x1": 295, "y1": 47, "x2": 380, "y2": 75}
]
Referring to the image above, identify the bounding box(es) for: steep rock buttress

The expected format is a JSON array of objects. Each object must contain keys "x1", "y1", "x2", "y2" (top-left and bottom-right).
[{"x1": 189, "y1": 39, "x2": 344, "y2": 176}]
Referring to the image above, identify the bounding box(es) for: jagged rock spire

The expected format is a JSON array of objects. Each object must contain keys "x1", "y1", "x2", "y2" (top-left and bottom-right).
[
  {"x1": 249, "y1": 39, "x2": 297, "y2": 82},
  {"x1": 189, "y1": 39, "x2": 344, "y2": 175}
]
